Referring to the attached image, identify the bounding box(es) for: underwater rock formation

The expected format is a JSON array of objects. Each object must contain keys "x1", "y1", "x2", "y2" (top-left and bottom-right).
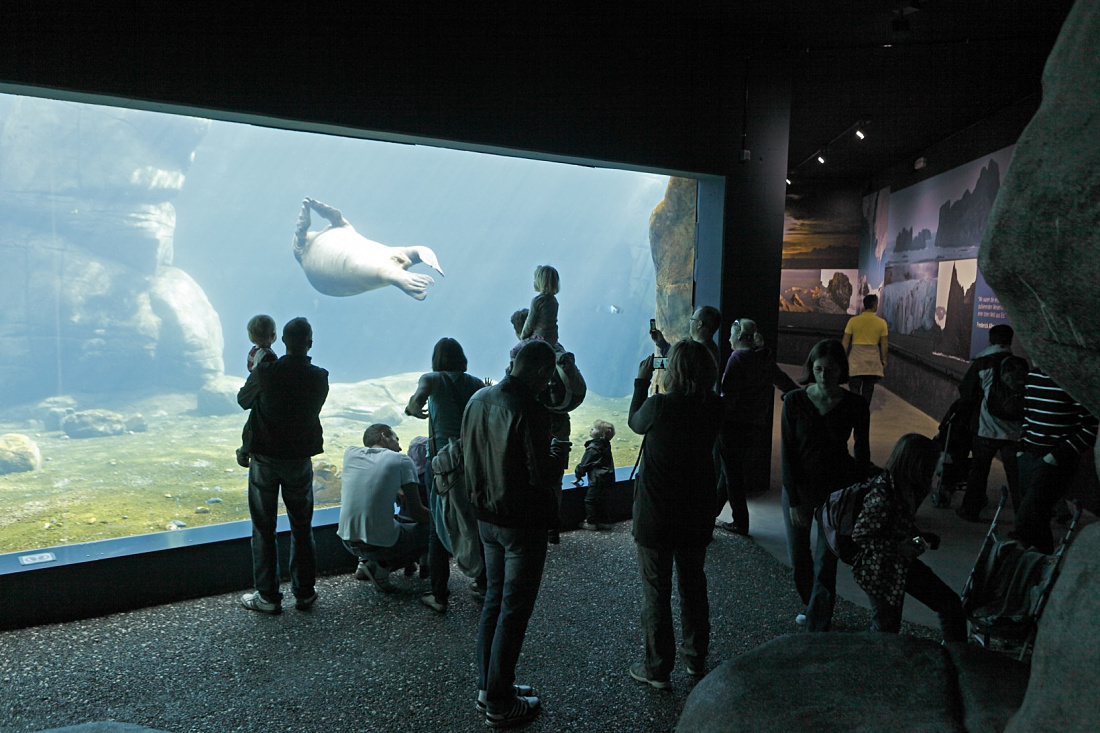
[
  {"x1": 0, "y1": 96, "x2": 222, "y2": 406},
  {"x1": 649, "y1": 177, "x2": 697, "y2": 342},
  {"x1": 0, "y1": 433, "x2": 41, "y2": 474},
  {"x1": 197, "y1": 375, "x2": 245, "y2": 416},
  {"x1": 61, "y1": 409, "x2": 126, "y2": 439}
]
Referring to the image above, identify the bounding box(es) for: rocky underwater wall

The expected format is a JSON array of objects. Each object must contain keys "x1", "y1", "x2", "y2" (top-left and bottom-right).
[{"x1": 0, "y1": 96, "x2": 224, "y2": 406}]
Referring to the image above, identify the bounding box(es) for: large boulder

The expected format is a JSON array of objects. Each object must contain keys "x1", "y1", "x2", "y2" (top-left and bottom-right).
[
  {"x1": 650, "y1": 177, "x2": 697, "y2": 343},
  {"x1": 0, "y1": 96, "x2": 223, "y2": 406},
  {"x1": 0, "y1": 433, "x2": 41, "y2": 474},
  {"x1": 61, "y1": 409, "x2": 126, "y2": 439},
  {"x1": 676, "y1": 633, "x2": 1027, "y2": 733},
  {"x1": 197, "y1": 374, "x2": 245, "y2": 416},
  {"x1": 1006, "y1": 524, "x2": 1100, "y2": 732},
  {"x1": 979, "y1": 0, "x2": 1100, "y2": 417}
]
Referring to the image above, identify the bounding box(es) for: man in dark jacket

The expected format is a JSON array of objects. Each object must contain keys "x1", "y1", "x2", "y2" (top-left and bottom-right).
[
  {"x1": 461, "y1": 340, "x2": 566, "y2": 728},
  {"x1": 236, "y1": 317, "x2": 329, "y2": 614}
]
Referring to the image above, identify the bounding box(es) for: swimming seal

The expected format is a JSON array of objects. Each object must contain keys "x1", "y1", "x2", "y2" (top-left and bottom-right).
[{"x1": 292, "y1": 198, "x2": 444, "y2": 300}]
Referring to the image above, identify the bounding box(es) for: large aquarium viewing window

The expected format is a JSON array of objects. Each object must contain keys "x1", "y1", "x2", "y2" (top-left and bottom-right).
[{"x1": 0, "y1": 91, "x2": 694, "y2": 556}]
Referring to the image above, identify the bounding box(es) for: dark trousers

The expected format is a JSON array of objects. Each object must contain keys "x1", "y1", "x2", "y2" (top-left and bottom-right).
[
  {"x1": 781, "y1": 489, "x2": 837, "y2": 631},
  {"x1": 1014, "y1": 451, "x2": 1077, "y2": 554},
  {"x1": 848, "y1": 375, "x2": 880, "y2": 405},
  {"x1": 583, "y1": 478, "x2": 612, "y2": 524},
  {"x1": 344, "y1": 520, "x2": 430, "y2": 571},
  {"x1": 961, "y1": 435, "x2": 1020, "y2": 515},
  {"x1": 867, "y1": 558, "x2": 967, "y2": 642},
  {"x1": 636, "y1": 542, "x2": 709, "y2": 679},
  {"x1": 247, "y1": 454, "x2": 316, "y2": 603},
  {"x1": 715, "y1": 424, "x2": 768, "y2": 532},
  {"x1": 476, "y1": 522, "x2": 547, "y2": 711}
]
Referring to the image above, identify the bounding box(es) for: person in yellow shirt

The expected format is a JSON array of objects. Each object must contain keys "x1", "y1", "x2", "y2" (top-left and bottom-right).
[{"x1": 842, "y1": 294, "x2": 889, "y2": 404}]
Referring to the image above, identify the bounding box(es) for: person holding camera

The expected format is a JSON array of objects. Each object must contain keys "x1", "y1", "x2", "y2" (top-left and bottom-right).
[
  {"x1": 627, "y1": 339, "x2": 722, "y2": 688},
  {"x1": 851, "y1": 433, "x2": 965, "y2": 642}
]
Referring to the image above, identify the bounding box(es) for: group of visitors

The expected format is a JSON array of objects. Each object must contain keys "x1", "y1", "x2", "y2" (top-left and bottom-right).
[{"x1": 229, "y1": 270, "x2": 1088, "y2": 728}]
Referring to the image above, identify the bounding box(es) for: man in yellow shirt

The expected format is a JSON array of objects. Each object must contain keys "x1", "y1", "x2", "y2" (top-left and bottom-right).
[{"x1": 842, "y1": 294, "x2": 889, "y2": 404}]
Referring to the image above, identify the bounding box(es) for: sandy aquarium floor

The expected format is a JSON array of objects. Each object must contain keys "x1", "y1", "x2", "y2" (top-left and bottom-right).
[
  {"x1": 0, "y1": 374, "x2": 643, "y2": 555},
  {"x1": 0, "y1": 521, "x2": 939, "y2": 733}
]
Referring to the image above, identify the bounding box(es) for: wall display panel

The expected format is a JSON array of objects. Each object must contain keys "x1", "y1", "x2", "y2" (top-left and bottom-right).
[
  {"x1": 779, "y1": 268, "x2": 859, "y2": 314},
  {"x1": 932, "y1": 259, "x2": 978, "y2": 362},
  {"x1": 0, "y1": 92, "x2": 677, "y2": 555}
]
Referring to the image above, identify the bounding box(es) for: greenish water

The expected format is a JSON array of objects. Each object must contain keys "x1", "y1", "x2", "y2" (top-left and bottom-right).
[{"x1": 0, "y1": 381, "x2": 641, "y2": 555}]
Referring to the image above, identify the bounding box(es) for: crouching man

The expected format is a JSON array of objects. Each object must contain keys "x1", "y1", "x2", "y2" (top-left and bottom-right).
[{"x1": 338, "y1": 424, "x2": 430, "y2": 592}]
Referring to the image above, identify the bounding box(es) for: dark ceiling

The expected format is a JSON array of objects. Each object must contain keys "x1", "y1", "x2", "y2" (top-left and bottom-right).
[{"x1": 0, "y1": 1, "x2": 1080, "y2": 186}]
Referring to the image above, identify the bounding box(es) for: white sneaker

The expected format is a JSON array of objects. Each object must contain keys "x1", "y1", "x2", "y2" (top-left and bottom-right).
[
  {"x1": 355, "y1": 560, "x2": 392, "y2": 592},
  {"x1": 795, "y1": 613, "x2": 807, "y2": 626}
]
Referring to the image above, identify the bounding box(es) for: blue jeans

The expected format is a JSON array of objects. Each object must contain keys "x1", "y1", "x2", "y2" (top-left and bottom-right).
[
  {"x1": 476, "y1": 521, "x2": 547, "y2": 711},
  {"x1": 781, "y1": 489, "x2": 837, "y2": 631},
  {"x1": 636, "y1": 542, "x2": 709, "y2": 679},
  {"x1": 248, "y1": 454, "x2": 316, "y2": 603},
  {"x1": 342, "y1": 519, "x2": 430, "y2": 571}
]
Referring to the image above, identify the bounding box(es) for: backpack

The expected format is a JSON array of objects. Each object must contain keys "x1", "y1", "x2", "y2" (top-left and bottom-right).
[
  {"x1": 985, "y1": 354, "x2": 1028, "y2": 422},
  {"x1": 818, "y1": 478, "x2": 877, "y2": 564},
  {"x1": 431, "y1": 437, "x2": 464, "y2": 496}
]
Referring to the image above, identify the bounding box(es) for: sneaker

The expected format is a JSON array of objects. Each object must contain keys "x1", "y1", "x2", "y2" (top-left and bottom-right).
[
  {"x1": 294, "y1": 592, "x2": 317, "y2": 611},
  {"x1": 484, "y1": 695, "x2": 540, "y2": 728},
  {"x1": 420, "y1": 593, "x2": 447, "y2": 613},
  {"x1": 240, "y1": 591, "x2": 280, "y2": 615},
  {"x1": 235, "y1": 448, "x2": 250, "y2": 468},
  {"x1": 476, "y1": 685, "x2": 537, "y2": 713},
  {"x1": 470, "y1": 582, "x2": 486, "y2": 601},
  {"x1": 681, "y1": 654, "x2": 706, "y2": 677},
  {"x1": 629, "y1": 662, "x2": 671, "y2": 690},
  {"x1": 579, "y1": 520, "x2": 600, "y2": 531},
  {"x1": 795, "y1": 613, "x2": 807, "y2": 626},
  {"x1": 355, "y1": 560, "x2": 392, "y2": 592},
  {"x1": 715, "y1": 520, "x2": 749, "y2": 536}
]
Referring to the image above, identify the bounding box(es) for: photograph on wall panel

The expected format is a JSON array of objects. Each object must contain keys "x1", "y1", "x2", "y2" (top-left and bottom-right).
[
  {"x1": 881, "y1": 261, "x2": 939, "y2": 336},
  {"x1": 882, "y1": 145, "x2": 1015, "y2": 268},
  {"x1": 932, "y1": 259, "x2": 977, "y2": 362},
  {"x1": 779, "y1": 269, "x2": 859, "y2": 314},
  {"x1": 858, "y1": 186, "x2": 890, "y2": 304}
]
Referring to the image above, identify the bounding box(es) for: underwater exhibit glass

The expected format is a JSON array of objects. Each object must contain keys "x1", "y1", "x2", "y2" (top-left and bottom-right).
[{"x1": 0, "y1": 91, "x2": 687, "y2": 554}]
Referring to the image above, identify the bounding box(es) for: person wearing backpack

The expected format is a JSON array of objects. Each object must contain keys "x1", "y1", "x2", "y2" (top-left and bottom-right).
[
  {"x1": 955, "y1": 324, "x2": 1026, "y2": 522},
  {"x1": 851, "y1": 433, "x2": 966, "y2": 642}
]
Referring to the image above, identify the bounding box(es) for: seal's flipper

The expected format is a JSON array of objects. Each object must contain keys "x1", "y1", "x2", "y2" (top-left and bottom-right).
[
  {"x1": 292, "y1": 198, "x2": 312, "y2": 262},
  {"x1": 306, "y1": 198, "x2": 349, "y2": 228}
]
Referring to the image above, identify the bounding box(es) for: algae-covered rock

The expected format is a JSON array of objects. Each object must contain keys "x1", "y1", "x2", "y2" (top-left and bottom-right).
[
  {"x1": 649, "y1": 177, "x2": 697, "y2": 342},
  {"x1": 61, "y1": 409, "x2": 126, "y2": 439},
  {"x1": 0, "y1": 433, "x2": 41, "y2": 474},
  {"x1": 197, "y1": 374, "x2": 244, "y2": 416},
  {"x1": 125, "y1": 414, "x2": 148, "y2": 432}
]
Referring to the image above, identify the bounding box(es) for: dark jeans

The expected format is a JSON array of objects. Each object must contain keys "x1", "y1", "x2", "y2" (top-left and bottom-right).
[
  {"x1": 584, "y1": 478, "x2": 612, "y2": 524},
  {"x1": 476, "y1": 521, "x2": 547, "y2": 711},
  {"x1": 848, "y1": 375, "x2": 880, "y2": 405},
  {"x1": 961, "y1": 435, "x2": 1020, "y2": 515},
  {"x1": 248, "y1": 454, "x2": 316, "y2": 603},
  {"x1": 781, "y1": 489, "x2": 837, "y2": 631},
  {"x1": 716, "y1": 424, "x2": 768, "y2": 532},
  {"x1": 1014, "y1": 451, "x2": 1078, "y2": 554},
  {"x1": 867, "y1": 558, "x2": 967, "y2": 642},
  {"x1": 343, "y1": 519, "x2": 430, "y2": 570},
  {"x1": 636, "y1": 542, "x2": 709, "y2": 679}
]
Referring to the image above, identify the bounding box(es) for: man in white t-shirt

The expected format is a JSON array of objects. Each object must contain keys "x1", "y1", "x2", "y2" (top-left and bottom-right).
[{"x1": 338, "y1": 423, "x2": 430, "y2": 591}]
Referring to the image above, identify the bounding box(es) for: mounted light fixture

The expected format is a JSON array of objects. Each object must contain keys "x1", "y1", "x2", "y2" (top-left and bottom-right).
[
  {"x1": 817, "y1": 153, "x2": 826, "y2": 164},
  {"x1": 855, "y1": 129, "x2": 866, "y2": 140}
]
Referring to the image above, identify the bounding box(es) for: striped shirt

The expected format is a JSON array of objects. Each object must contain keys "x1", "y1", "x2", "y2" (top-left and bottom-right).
[{"x1": 1019, "y1": 369, "x2": 1098, "y2": 464}]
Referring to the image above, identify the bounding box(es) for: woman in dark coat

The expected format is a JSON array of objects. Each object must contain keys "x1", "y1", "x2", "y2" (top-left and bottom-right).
[
  {"x1": 627, "y1": 339, "x2": 722, "y2": 688},
  {"x1": 781, "y1": 338, "x2": 870, "y2": 631}
]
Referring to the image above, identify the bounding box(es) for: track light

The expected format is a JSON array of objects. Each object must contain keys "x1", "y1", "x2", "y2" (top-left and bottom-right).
[
  {"x1": 855, "y1": 129, "x2": 866, "y2": 140},
  {"x1": 785, "y1": 178, "x2": 791, "y2": 185},
  {"x1": 817, "y1": 153, "x2": 826, "y2": 164}
]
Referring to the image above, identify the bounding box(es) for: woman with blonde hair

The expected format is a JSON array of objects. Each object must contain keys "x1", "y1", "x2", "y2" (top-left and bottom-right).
[{"x1": 627, "y1": 339, "x2": 722, "y2": 688}]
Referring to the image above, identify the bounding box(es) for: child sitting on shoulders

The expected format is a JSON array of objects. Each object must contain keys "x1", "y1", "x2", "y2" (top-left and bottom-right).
[
  {"x1": 574, "y1": 419, "x2": 616, "y2": 530},
  {"x1": 520, "y1": 264, "x2": 560, "y2": 347},
  {"x1": 236, "y1": 314, "x2": 279, "y2": 468}
]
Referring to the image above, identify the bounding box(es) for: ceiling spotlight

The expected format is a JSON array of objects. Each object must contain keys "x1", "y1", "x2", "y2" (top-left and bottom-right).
[
  {"x1": 817, "y1": 154, "x2": 826, "y2": 164},
  {"x1": 785, "y1": 178, "x2": 792, "y2": 185},
  {"x1": 855, "y1": 129, "x2": 866, "y2": 140}
]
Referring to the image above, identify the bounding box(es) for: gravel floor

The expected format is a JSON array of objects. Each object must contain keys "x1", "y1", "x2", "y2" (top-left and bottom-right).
[{"x1": 1, "y1": 524, "x2": 938, "y2": 733}]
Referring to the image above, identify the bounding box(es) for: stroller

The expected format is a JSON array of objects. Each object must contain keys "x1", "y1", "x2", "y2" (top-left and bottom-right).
[
  {"x1": 930, "y1": 397, "x2": 972, "y2": 508},
  {"x1": 959, "y1": 486, "x2": 1084, "y2": 660}
]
